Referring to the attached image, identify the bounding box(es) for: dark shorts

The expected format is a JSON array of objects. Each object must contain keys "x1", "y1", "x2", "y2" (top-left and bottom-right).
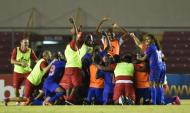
[
  {"x1": 59, "y1": 67, "x2": 82, "y2": 90},
  {"x1": 13, "y1": 72, "x2": 30, "y2": 89},
  {"x1": 135, "y1": 88, "x2": 151, "y2": 104}
]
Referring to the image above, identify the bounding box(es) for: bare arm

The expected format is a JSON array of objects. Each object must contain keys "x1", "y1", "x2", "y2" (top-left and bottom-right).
[
  {"x1": 103, "y1": 31, "x2": 111, "y2": 52},
  {"x1": 69, "y1": 17, "x2": 78, "y2": 41},
  {"x1": 95, "y1": 64, "x2": 113, "y2": 72},
  {"x1": 130, "y1": 33, "x2": 143, "y2": 49},
  {"x1": 96, "y1": 17, "x2": 110, "y2": 38},
  {"x1": 137, "y1": 54, "x2": 147, "y2": 61},
  {"x1": 42, "y1": 59, "x2": 57, "y2": 74}
]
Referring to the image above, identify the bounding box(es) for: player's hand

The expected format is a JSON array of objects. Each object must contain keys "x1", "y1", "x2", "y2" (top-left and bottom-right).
[
  {"x1": 129, "y1": 33, "x2": 135, "y2": 38},
  {"x1": 102, "y1": 17, "x2": 110, "y2": 21},
  {"x1": 20, "y1": 61, "x2": 28, "y2": 67},
  {"x1": 69, "y1": 17, "x2": 75, "y2": 24},
  {"x1": 77, "y1": 32, "x2": 82, "y2": 40},
  {"x1": 112, "y1": 23, "x2": 118, "y2": 28}
]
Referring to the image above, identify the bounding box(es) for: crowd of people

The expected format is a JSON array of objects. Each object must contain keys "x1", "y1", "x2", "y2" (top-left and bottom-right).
[{"x1": 4, "y1": 17, "x2": 180, "y2": 106}]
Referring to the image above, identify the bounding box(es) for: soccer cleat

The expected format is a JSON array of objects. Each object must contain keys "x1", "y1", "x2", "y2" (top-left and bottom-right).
[
  {"x1": 121, "y1": 95, "x2": 127, "y2": 105},
  {"x1": 15, "y1": 102, "x2": 21, "y2": 106},
  {"x1": 43, "y1": 101, "x2": 53, "y2": 106},
  {"x1": 65, "y1": 100, "x2": 74, "y2": 105},
  {"x1": 4, "y1": 98, "x2": 10, "y2": 106},
  {"x1": 173, "y1": 96, "x2": 181, "y2": 105}
]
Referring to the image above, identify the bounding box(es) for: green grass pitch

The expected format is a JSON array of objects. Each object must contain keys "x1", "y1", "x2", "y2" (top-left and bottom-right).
[{"x1": 0, "y1": 100, "x2": 190, "y2": 113}]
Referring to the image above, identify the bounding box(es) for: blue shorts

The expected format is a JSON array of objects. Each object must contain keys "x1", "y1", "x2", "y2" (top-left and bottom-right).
[
  {"x1": 87, "y1": 87, "x2": 103, "y2": 104},
  {"x1": 43, "y1": 80, "x2": 59, "y2": 97}
]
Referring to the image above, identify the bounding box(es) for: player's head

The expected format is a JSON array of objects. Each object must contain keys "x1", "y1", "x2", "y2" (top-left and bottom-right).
[
  {"x1": 107, "y1": 27, "x2": 115, "y2": 40},
  {"x1": 52, "y1": 51, "x2": 64, "y2": 61},
  {"x1": 144, "y1": 34, "x2": 155, "y2": 46},
  {"x1": 20, "y1": 38, "x2": 29, "y2": 50},
  {"x1": 85, "y1": 34, "x2": 95, "y2": 47},
  {"x1": 42, "y1": 50, "x2": 52, "y2": 60},
  {"x1": 121, "y1": 54, "x2": 133, "y2": 63},
  {"x1": 104, "y1": 54, "x2": 115, "y2": 64}
]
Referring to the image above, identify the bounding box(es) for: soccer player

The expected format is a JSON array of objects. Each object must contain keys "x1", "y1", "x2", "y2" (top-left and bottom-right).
[
  {"x1": 59, "y1": 17, "x2": 94, "y2": 103},
  {"x1": 43, "y1": 52, "x2": 66, "y2": 105},
  {"x1": 10, "y1": 37, "x2": 38, "y2": 104},
  {"x1": 97, "y1": 55, "x2": 115, "y2": 105},
  {"x1": 130, "y1": 33, "x2": 163, "y2": 105},
  {"x1": 113, "y1": 54, "x2": 135, "y2": 105},
  {"x1": 134, "y1": 55, "x2": 151, "y2": 105},
  {"x1": 96, "y1": 17, "x2": 120, "y2": 56},
  {"x1": 21, "y1": 50, "x2": 57, "y2": 105},
  {"x1": 86, "y1": 54, "x2": 104, "y2": 105}
]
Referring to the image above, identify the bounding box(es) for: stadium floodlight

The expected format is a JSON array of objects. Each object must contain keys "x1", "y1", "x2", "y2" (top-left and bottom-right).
[{"x1": 43, "y1": 41, "x2": 58, "y2": 44}]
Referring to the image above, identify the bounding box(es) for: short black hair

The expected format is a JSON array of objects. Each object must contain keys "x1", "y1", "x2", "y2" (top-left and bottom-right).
[{"x1": 122, "y1": 54, "x2": 133, "y2": 63}]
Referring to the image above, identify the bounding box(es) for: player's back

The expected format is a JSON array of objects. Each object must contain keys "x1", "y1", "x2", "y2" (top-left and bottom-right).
[
  {"x1": 98, "y1": 70, "x2": 114, "y2": 88},
  {"x1": 89, "y1": 64, "x2": 104, "y2": 88},
  {"x1": 134, "y1": 62, "x2": 150, "y2": 88},
  {"x1": 46, "y1": 60, "x2": 66, "y2": 82}
]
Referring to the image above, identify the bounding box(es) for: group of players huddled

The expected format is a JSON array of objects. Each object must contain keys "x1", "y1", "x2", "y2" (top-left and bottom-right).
[{"x1": 4, "y1": 17, "x2": 180, "y2": 106}]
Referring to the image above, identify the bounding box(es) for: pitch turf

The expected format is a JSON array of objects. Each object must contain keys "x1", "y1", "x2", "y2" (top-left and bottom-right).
[{"x1": 0, "y1": 100, "x2": 190, "y2": 113}]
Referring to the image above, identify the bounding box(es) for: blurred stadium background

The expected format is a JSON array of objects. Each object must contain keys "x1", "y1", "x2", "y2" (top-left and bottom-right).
[{"x1": 0, "y1": 0, "x2": 190, "y2": 104}]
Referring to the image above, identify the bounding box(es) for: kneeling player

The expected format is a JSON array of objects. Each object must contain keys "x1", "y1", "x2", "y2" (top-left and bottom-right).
[{"x1": 43, "y1": 52, "x2": 66, "y2": 105}]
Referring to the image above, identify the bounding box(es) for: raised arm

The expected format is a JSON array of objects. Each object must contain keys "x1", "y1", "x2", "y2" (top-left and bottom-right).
[
  {"x1": 69, "y1": 17, "x2": 79, "y2": 41},
  {"x1": 96, "y1": 17, "x2": 110, "y2": 38},
  {"x1": 102, "y1": 31, "x2": 111, "y2": 52},
  {"x1": 130, "y1": 33, "x2": 143, "y2": 49}
]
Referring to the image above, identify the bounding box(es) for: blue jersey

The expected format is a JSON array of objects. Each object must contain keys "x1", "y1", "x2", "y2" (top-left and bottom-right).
[
  {"x1": 45, "y1": 60, "x2": 66, "y2": 83},
  {"x1": 43, "y1": 60, "x2": 66, "y2": 97},
  {"x1": 146, "y1": 43, "x2": 162, "y2": 70}
]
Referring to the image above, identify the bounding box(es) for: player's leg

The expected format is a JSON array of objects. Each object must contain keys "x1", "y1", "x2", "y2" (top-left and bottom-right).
[
  {"x1": 113, "y1": 83, "x2": 124, "y2": 104},
  {"x1": 149, "y1": 70, "x2": 157, "y2": 105},
  {"x1": 48, "y1": 86, "x2": 66, "y2": 104},
  {"x1": 69, "y1": 69, "x2": 82, "y2": 102},
  {"x1": 125, "y1": 83, "x2": 135, "y2": 105},
  {"x1": 21, "y1": 79, "x2": 35, "y2": 105},
  {"x1": 156, "y1": 68, "x2": 165, "y2": 105},
  {"x1": 12, "y1": 72, "x2": 23, "y2": 104},
  {"x1": 86, "y1": 87, "x2": 95, "y2": 104},
  {"x1": 95, "y1": 88, "x2": 103, "y2": 105}
]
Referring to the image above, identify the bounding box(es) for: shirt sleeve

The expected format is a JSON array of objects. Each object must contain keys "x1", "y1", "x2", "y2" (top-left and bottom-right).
[
  {"x1": 146, "y1": 46, "x2": 153, "y2": 57},
  {"x1": 40, "y1": 61, "x2": 48, "y2": 71}
]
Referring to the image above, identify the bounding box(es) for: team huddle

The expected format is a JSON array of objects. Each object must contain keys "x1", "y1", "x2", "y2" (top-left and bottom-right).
[{"x1": 5, "y1": 17, "x2": 180, "y2": 106}]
